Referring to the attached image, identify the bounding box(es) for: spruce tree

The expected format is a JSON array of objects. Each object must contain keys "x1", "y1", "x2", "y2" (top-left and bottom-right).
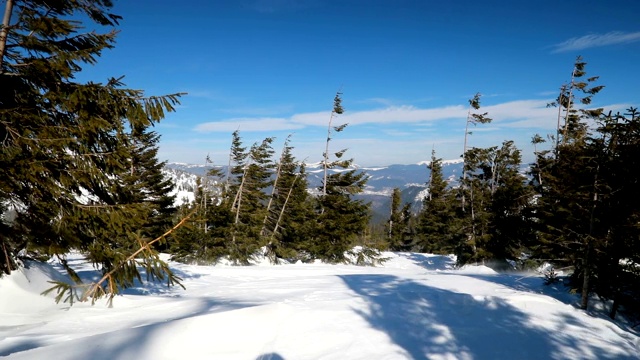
[
  {"x1": 386, "y1": 188, "x2": 412, "y2": 251},
  {"x1": 265, "y1": 139, "x2": 315, "y2": 263},
  {"x1": 311, "y1": 92, "x2": 371, "y2": 263},
  {"x1": 0, "y1": 0, "x2": 184, "y2": 303},
  {"x1": 171, "y1": 171, "x2": 231, "y2": 265},
  {"x1": 228, "y1": 136, "x2": 275, "y2": 264},
  {"x1": 456, "y1": 141, "x2": 533, "y2": 265},
  {"x1": 313, "y1": 167, "x2": 370, "y2": 263},
  {"x1": 416, "y1": 150, "x2": 457, "y2": 254},
  {"x1": 461, "y1": 93, "x2": 492, "y2": 212},
  {"x1": 593, "y1": 108, "x2": 640, "y2": 319},
  {"x1": 534, "y1": 57, "x2": 605, "y2": 309}
]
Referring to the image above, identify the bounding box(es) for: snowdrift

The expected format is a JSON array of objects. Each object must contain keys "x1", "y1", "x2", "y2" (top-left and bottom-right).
[{"x1": 1, "y1": 252, "x2": 638, "y2": 359}]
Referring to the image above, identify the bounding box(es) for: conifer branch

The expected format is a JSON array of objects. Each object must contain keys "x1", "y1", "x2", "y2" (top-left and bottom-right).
[{"x1": 80, "y1": 208, "x2": 196, "y2": 304}]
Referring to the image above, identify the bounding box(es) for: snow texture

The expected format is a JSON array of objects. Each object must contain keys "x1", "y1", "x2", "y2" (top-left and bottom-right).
[{"x1": 1, "y1": 252, "x2": 638, "y2": 359}]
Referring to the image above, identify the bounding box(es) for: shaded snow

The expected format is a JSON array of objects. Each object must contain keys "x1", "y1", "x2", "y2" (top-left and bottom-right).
[{"x1": 1, "y1": 252, "x2": 638, "y2": 359}]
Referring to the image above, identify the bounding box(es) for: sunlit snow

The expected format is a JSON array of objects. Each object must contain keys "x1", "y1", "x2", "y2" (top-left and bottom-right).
[{"x1": 1, "y1": 252, "x2": 638, "y2": 359}]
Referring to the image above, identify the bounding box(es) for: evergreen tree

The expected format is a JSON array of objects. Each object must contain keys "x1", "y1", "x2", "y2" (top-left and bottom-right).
[
  {"x1": 313, "y1": 167, "x2": 370, "y2": 263},
  {"x1": 456, "y1": 141, "x2": 533, "y2": 265},
  {"x1": 265, "y1": 140, "x2": 315, "y2": 263},
  {"x1": 461, "y1": 93, "x2": 492, "y2": 212},
  {"x1": 416, "y1": 150, "x2": 457, "y2": 253},
  {"x1": 0, "y1": 0, "x2": 184, "y2": 303},
  {"x1": 592, "y1": 108, "x2": 640, "y2": 319},
  {"x1": 311, "y1": 92, "x2": 371, "y2": 263},
  {"x1": 125, "y1": 128, "x2": 177, "y2": 241},
  {"x1": 386, "y1": 188, "x2": 412, "y2": 251},
  {"x1": 229, "y1": 136, "x2": 275, "y2": 264},
  {"x1": 534, "y1": 57, "x2": 605, "y2": 309},
  {"x1": 169, "y1": 163, "x2": 231, "y2": 265}
]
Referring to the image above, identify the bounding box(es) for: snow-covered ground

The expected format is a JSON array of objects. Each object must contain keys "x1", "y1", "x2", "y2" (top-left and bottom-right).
[{"x1": 1, "y1": 252, "x2": 638, "y2": 359}]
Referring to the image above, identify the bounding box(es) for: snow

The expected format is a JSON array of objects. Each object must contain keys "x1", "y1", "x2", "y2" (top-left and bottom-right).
[
  {"x1": 417, "y1": 159, "x2": 464, "y2": 166},
  {"x1": 1, "y1": 252, "x2": 638, "y2": 359}
]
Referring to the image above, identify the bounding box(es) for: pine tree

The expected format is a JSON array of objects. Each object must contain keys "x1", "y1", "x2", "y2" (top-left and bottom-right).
[
  {"x1": 0, "y1": 0, "x2": 184, "y2": 303},
  {"x1": 126, "y1": 128, "x2": 177, "y2": 242},
  {"x1": 416, "y1": 150, "x2": 457, "y2": 254},
  {"x1": 264, "y1": 139, "x2": 315, "y2": 263},
  {"x1": 229, "y1": 136, "x2": 275, "y2": 264},
  {"x1": 582, "y1": 108, "x2": 640, "y2": 318},
  {"x1": 456, "y1": 141, "x2": 533, "y2": 265},
  {"x1": 311, "y1": 92, "x2": 371, "y2": 263},
  {"x1": 461, "y1": 93, "x2": 492, "y2": 212},
  {"x1": 313, "y1": 168, "x2": 370, "y2": 263},
  {"x1": 534, "y1": 57, "x2": 605, "y2": 310},
  {"x1": 170, "y1": 171, "x2": 231, "y2": 265},
  {"x1": 386, "y1": 188, "x2": 412, "y2": 251}
]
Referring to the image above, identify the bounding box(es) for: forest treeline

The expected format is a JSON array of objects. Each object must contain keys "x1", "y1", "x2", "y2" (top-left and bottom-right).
[{"x1": 1, "y1": 1, "x2": 639, "y2": 320}]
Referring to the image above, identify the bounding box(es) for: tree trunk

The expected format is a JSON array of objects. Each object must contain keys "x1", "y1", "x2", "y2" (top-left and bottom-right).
[
  {"x1": 323, "y1": 112, "x2": 334, "y2": 196},
  {"x1": 262, "y1": 141, "x2": 288, "y2": 236},
  {"x1": 580, "y1": 240, "x2": 590, "y2": 310},
  {"x1": 1, "y1": 240, "x2": 14, "y2": 275},
  {"x1": 0, "y1": 0, "x2": 14, "y2": 71}
]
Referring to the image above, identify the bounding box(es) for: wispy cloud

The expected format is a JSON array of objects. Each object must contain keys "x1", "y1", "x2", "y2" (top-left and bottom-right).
[
  {"x1": 551, "y1": 31, "x2": 640, "y2": 53},
  {"x1": 193, "y1": 101, "x2": 561, "y2": 133},
  {"x1": 195, "y1": 117, "x2": 305, "y2": 132}
]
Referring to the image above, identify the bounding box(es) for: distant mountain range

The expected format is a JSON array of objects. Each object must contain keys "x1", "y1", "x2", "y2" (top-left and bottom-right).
[{"x1": 163, "y1": 159, "x2": 467, "y2": 223}]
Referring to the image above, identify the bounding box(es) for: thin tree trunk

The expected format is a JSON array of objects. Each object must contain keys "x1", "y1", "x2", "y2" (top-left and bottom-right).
[
  {"x1": 581, "y1": 167, "x2": 599, "y2": 310},
  {"x1": 561, "y1": 68, "x2": 577, "y2": 146},
  {"x1": 580, "y1": 240, "x2": 591, "y2": 310},
  {"x1": 323, "y1": 111, "x2": 335, "y2": 196},
  {"x1": 462, "y1": 108, "x2": 472, "y2": 212},
  {"x1": 262, "y1": 139, "x2": 289, "y2": 236},
  {"x1": 1, "y1": 240, "x2": 14, "y2": 275},
  {"x1": 233, "y1": 166, "x2": 248, "y2": 226},
  {"x1": 0, "y1": 0, "x2": 14, "y2": 71},
  {"x1": 555, "y1": 84, "x2": 566, "y2": 152},
  {"x1": 609, "y1": 292, "x2": 620, "y2": 320},
  {"x1": 271, "y1": 174, "x2": 299, "y2": 237}
]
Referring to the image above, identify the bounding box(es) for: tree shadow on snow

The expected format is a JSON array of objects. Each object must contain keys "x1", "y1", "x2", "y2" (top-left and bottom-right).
[
  {"x1": 256, "y1": 353, "x2": 285, "y2": 360},
  {"x1": 0, "y1": 339, "x2": 46, "y2": 357},
  {"x1": 0, "y1": 297, "x2": 259, "y2": 358},
  {"x1": 461, "y1": 272, "x2": 579, "y2": 306},
  {"x1": 396, "y1": 253, "x2": 456, "y2": 271},
  {"x1": 339, "y1": 274, "x2": 633, "y2": 360},
  {"x1": 397, "y1": 253, "x2": 582, "y2": 314}
]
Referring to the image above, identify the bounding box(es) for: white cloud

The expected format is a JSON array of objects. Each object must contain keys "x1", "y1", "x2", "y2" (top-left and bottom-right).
[
  {"x1": 483, "y1": 100, "x2": 558, "y2": 129},
  {"x1": 194, "y1": 117, "x2": 305, "y2": 132},
  {"x1": 551, "y1": 31, "x2": 640, "y2": 53},
  {"x1": 178, "y1": 99, "x2": 630, "y2": 166},
  {"x1": 193, "y1": 101, "x2": 558, "y2": 132}
]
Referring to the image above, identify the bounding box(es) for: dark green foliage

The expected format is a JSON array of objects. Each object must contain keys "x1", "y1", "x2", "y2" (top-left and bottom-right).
[
  {"x1": 229, "y1": 137, "x2": 275, "y2": 264},
  {"x1": 170, "y1": 175, "x2": 231, "y2": 265},
  {"x1": 416, "y1": 150, "x2": 458, "y2": 254},
  {"x1": 264, "y1": 137, "x2": 315, "y2": 263},
  {"x1": 0, "y1": 0, "x2": 183, "y2": 302},
  {"x1": 533, "y1": 58, "x2": 640, "y2": 315},
  {"x1": 456, "y1": 141, "x2": 535, "y2": 265},
  {"x1": 386, "y1": 188, "x2": 412, "y2": 251},
  {"x1": 312, "y1": 167, "x2": 370, "y2": 262},
  {"x1": 308, "y1": 91, "x2": 373, "y2": 263}
]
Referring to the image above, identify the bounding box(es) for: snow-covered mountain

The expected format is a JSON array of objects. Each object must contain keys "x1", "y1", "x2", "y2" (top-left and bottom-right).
[
  {"x1": 165, "y1": 159, "x2": 464, "y2": 197},
  {"x1": 163, "y1": 160, "x2": 466, "y2": 220}
]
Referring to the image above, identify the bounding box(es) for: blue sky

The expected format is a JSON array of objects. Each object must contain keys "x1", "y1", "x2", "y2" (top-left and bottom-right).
[{"x1": 77, "y1": 0, "x2": 640, "y2": 166}]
